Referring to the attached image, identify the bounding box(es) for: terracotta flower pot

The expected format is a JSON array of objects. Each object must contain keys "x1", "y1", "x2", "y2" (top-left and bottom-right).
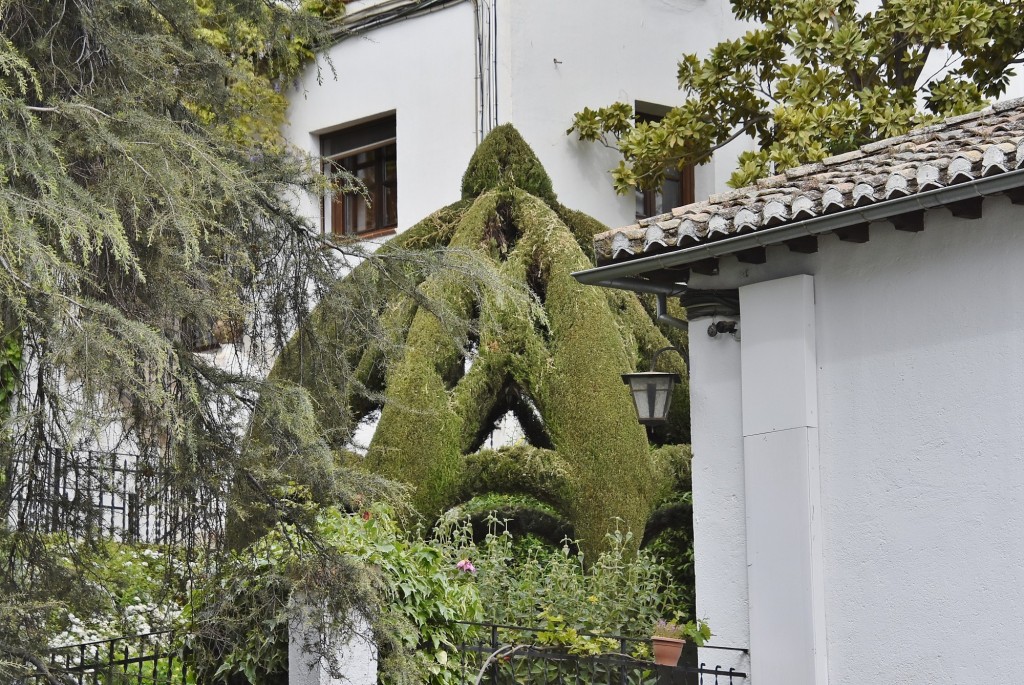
[{"x1": 651, "y1": 636, "x2": 685, "y2": 666}]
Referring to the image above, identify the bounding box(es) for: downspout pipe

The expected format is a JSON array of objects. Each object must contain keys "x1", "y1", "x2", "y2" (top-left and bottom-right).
[
  {"x1": 656, "y1": 293, "x2": 688, "y2": 332},
  {"x1": 594, "y1": 279, "x2": 689, "y2": 332},
  {"x1": 473, "y1": 0, "x2": 483, "y2": 143}
]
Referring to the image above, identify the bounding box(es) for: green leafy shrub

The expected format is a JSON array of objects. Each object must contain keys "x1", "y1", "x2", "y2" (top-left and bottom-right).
[
  {"x1": 438, "y1": 519, "x2": 682, "y2": 642},
  {"x1": 50, "y1": 539, "x2": 195, "y2": 646},
  {"x1": 187, "y1": 505, "x2": 483, "y2": 685},
  {"x1": 191, "y1": 509, "x2": 687, "y2": 685}
]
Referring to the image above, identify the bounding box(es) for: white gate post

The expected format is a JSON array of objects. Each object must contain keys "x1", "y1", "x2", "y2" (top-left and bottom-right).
[{"x1": 289, "y1": 608, "x2": 377, "y2": 685}]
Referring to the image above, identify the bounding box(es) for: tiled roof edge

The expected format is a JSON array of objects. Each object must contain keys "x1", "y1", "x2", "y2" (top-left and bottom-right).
[{"x1": 592, "y1": 99, "x2": 1024, "y2": 266}]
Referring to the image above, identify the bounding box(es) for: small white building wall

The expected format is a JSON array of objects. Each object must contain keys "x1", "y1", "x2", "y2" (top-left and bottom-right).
[
  {"x1": 283, "y1": 3, "x2": 479, "y2": 233},
  {"x1": 689, "y1": 196, "x2": 1024, "y2": 683}
]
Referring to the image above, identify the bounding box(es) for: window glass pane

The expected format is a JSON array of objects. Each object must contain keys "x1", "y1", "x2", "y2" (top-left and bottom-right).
[
  {"x1": 355, "y1": 152, "x2": 377, "y2": 186},
  {"x1": 384, "y1": 185, "x2": 397, "y2": 227},
  {"x1": 633, "y1": 104, "x2": 695, "y2": 219},
  {"x1": 345, "y1": 192, "x2": 373, "y2": 233},
  {"x1": 339, "y1": 150, "x2": 380, "y2": 234},
  {"x1": 321, "y1": 116, "x2": 395, "y2": 158},
  {"x1": 661, "y1": 171, "x2": 682, "y2": 213},
  {"x1": 321, "y1": 116, "x2": 398, "y2": 235},
  {"x1": 383, "y1": 142, "x2": 397, "y2": 228}
]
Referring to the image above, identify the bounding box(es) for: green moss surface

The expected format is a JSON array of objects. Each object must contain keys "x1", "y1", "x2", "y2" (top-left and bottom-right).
[
  {"x1": 554, "y1": 202, "x2": 609, "y2": 260},
  {"x1": 459, "y1": 445, "x2": 573, "y2": 512},
  {"x1": 461, "y1": 125, "x2": 557, "y2": 206}
]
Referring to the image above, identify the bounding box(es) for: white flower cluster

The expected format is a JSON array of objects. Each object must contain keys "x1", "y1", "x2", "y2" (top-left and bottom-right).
[{"x1": 50, "y1": 543, "x2": 194, "y2": 651}]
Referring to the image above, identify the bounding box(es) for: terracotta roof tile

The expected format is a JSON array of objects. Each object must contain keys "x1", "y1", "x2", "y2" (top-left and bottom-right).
[{"x1": 593, "y1": 99, "x2": 1024, "y2": 265}]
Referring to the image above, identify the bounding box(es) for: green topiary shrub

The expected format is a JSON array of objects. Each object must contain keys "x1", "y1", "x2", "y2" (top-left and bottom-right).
[
  {"x1": 461, "y1": 124, "x2": 557, "y2": 206},
  {"x1": 248, "y1": 125, "x2": 692, "y2": 561}
]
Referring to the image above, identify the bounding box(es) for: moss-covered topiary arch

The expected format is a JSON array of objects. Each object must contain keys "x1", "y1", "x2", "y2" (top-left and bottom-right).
[{"x1": 253, "y1": 125, "x2": 691, "y2": 557}]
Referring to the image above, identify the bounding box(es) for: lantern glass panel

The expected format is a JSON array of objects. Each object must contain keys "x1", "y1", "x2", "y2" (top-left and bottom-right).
[{"x1": 622, "y1": 372, "x2": 678, "y2": 424}]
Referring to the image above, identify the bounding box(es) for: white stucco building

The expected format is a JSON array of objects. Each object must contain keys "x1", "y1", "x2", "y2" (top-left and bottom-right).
[
  {"x1": 575, "y1": 101, "x2": 1024, "y2": 683},
  {"x1": 283, "y1": 0, "x2": 751, "y2": 238}
]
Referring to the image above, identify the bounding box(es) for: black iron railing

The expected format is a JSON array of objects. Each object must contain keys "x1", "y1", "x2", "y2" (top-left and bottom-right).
[
  {"x1": 18, "y1": 631, "x2": 190, "y2": 685},
  {"x1": 454, "y1": 622, "x2": 746, "y2": 685},
  {"x1": 6, "y1": 447, "x2": 225, "y2": 548}
]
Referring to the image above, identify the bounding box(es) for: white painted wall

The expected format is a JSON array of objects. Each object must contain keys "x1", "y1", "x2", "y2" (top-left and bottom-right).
[
  {"x1": 690, "y1": 317, "x2": 750, "y2": 674},
  {"x1": 289, "y1": 609, "x2": 377, "y2": 685},
  {"x1": 689, "y1": 196, "x2": 1024, "y2": 683},
  {"x1": 285, "y1": 0, "x2": 752, "y2": 233},
  {"x1": 739, "y1": 275, "x2": 827, "y2": 685},
  {"x1": 500, "y1": 0, "x2": 751, "y2": 227}
]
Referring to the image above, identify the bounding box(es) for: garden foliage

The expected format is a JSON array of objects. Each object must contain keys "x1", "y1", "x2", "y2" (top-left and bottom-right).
[
  {"x1": 0, "y1": 0, "x2": 448, "y2": 676},
  {"x1": 570, "y1": 0, "x2": 1024, "y2": 189},
  {"x1": 193, "y1": 506, "x2": 685, "y2": 685}
]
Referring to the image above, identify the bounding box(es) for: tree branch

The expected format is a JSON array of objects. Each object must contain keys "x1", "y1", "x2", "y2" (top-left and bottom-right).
[
  {"x1": 636, "y1": 114, "x2": 771, "y2": 183},
  {"x1": 0, "y1": 643, "x2": 74, "y2": 685},
  {"x1": 25, "y1": 103, "x2": 111, "y2": 118}
]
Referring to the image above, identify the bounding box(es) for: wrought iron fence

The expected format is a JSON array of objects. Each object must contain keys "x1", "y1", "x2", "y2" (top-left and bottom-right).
[
  {"x1": 5, "y1": 447, "x2": 225, "y2": 548},
  {"x1": 17, "y1": 631, "x2": 190, "y2": 685},
  {"x1": 454, "y1": 622, "x2": 746, "y2": 685}
]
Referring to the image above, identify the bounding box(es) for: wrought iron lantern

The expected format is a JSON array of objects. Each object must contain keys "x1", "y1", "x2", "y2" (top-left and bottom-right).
[{"x1": 621, "y1": 346, "x2": 681, "y2": 425}]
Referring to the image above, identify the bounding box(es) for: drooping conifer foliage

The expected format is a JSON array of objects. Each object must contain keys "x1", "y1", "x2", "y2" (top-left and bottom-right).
[
  {"x1": 258, "y1": 126, "x2": 693, "y2": 561},
  {"x1": 0, "y1": 0, "x2": 444, "y2": 675}
]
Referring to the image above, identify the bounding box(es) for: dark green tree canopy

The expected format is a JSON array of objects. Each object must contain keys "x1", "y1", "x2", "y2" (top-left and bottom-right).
[
  {"x1": 256, "y1": 125, "x2": 692, "y2": 558},
  {"x1": 570, "y1": 0, "x2": 1024, "y2": 190},
  {"x1": 0, "y1": 0, "x2": 404, "y2": 672}
]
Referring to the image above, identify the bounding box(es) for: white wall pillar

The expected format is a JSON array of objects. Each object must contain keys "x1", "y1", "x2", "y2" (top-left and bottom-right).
[
  {"x1": 739, "y1": 274, "x2": 828, "y2": 685},
  {"x1": 289, "y1": 609, "x2": 377, "y2": 685},
  {"x1": 691, "y1": 313, "x2": 750, "y2": 675}
]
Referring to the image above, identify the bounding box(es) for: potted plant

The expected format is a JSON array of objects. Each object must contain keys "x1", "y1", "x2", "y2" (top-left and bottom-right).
[
  {"x1": 651, "y1": 619, "x2": 686, "y2": 666},
  {"x1": 651, "y1": 619, "x2": 712, "y2": 667}
]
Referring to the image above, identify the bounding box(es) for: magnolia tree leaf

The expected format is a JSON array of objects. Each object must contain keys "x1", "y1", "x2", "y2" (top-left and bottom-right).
[{"x1": 570, "y1": 0, "x2": 1024, "y2": 190}]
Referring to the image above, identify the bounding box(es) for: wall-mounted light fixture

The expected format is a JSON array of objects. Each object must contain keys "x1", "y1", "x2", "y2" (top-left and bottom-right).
[
  {"x1": 707, "y1": 320, "x2": 739, "y2": 339},
  {"x1": 621, "y1": 346, "x2": 682, "y2": 425}
]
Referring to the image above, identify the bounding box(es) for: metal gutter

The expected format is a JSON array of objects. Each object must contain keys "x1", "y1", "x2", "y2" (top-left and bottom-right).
[
  {"x1": 572, "y1": 167, "x2": 1024, "y2": 288},
  {"x1": 598, "y1": 278, "x2": 686, "y2": 296}
]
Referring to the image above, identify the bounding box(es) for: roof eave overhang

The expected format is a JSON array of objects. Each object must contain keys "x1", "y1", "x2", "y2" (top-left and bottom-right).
[
  {"x1": 573, "y1": 167, "x2": 1024, "y2": 295},
  {"x1": 327, "y1": 0, "x2": 467, "y2": 43}
]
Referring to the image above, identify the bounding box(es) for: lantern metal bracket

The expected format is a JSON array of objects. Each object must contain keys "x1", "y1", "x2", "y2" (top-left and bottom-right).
[
  {"x1": 649, "y1": 345, "x2": 681, "y2": 372},
  {"x1": 706, "y1": 319, "x2": 740, "y2": 341}
]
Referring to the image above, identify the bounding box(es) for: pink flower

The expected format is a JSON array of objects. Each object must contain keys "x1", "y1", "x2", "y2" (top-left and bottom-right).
[{"x1": 455, "y1": 558, "x2": 476, "y2": 574}]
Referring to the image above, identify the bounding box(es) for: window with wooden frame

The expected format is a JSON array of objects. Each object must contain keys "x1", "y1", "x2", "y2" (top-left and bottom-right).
[
  {"x1": 321, "y1": 115, "x2": 397, "y2": 237},
  {"x1": 634, "y1": 107, "x2": 695, "y2": 221}
]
